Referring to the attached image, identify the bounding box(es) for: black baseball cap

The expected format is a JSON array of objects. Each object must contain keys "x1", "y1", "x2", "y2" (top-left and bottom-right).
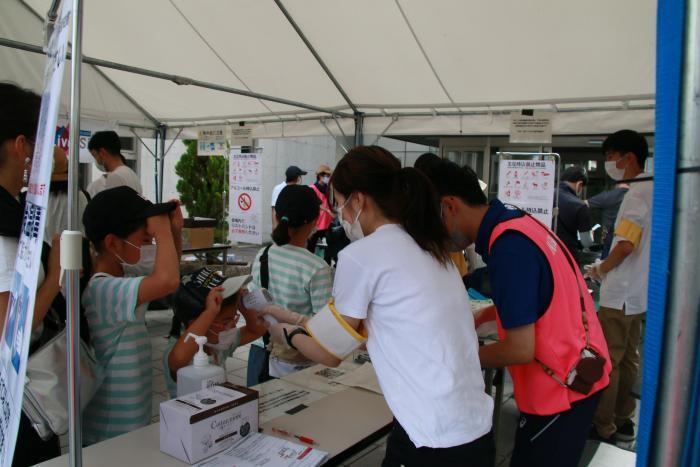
[
  {"x1": 275, "y1": 185, "x2": 320, "y2": 227},
  {"x1": 83, "y1": 186, "x2": 176, "y2": 244},
  {"x1": 285, "y1": 165, "x2": 307, "y2": 179},
  {"x1": 172, "y1": 267, "x2": 251, "y2": 324}
]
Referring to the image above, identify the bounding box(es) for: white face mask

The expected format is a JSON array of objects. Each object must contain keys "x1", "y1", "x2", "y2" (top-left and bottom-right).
[
  {"x1": 206, "y1": 327, "x2": 239, "y2": 350},
  {"x1": 321, "y1": 175, "x2": 330, "y2": 184},
  {"x1": 605, "y1": 160, "x2": 626, "y2": 181},
  {"x1": 337, "y1": 195, "x2": 364, "y2": 242},
  {"x1": 441, "y1": 204, "x2": 471, "y2": 252},
  {"x1": 116, "y1": 241, "x2": 156, "y2": 277}
]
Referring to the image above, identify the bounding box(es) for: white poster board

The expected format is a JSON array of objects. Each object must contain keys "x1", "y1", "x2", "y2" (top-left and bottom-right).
[
  {"x1": 509, "y1": 110, "x2": 553, "y2": 144},
  {"x1": 228, "y1": 152, "x2": 263, "y2": 244},
  {"x1": 0, "y1": 2, "x2": 72, "y2": 464},
  {"x1": 197, "y1": 127, "x2": 228, "y2": 156},
  {"x1": 497, "y1": 155, "x2": 557, "y2": 226},
  {"x1": 230, "y1": 126, "x2": 253, "y2": 148}
]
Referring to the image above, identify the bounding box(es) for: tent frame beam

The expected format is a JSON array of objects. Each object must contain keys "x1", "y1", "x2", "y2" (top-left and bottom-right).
[
  {"x1": 17, "y1": 0, "x2": 161, "y2": 127},
  {"x1": 0, "y1": 37, "x2": 354, "y2": 119},
  {"x1": 273, "y1": 0, "x2": 357, "y2": 113}
]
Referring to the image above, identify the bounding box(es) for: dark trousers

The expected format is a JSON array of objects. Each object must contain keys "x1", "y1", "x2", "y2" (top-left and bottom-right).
[
  {"x1": 12, "y1": 412, "x2": 60, "y2": 466},
  {"x1": 382, "y1": 419, "x2": 495, "y2": 467},
  {"x1": 510, "y1": 391, "x2": 602, "y2": 467}
]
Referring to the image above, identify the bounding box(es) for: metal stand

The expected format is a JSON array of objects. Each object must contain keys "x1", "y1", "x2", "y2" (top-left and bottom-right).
[{"x1": 67, "y1": 0, "x2": 84, "y2": 465}]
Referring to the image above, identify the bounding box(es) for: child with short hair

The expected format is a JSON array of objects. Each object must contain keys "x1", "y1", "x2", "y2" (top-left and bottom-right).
[
  {"x1": 81, "y1": 186, "x2": 182, "y2": 444},
  {"x1": 164, "y1": 268, "x2": 266, "y2": 397}
]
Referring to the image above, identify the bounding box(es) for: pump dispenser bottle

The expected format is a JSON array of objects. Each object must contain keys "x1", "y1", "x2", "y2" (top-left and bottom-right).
[{"x1": 176, "y1": 333, "x2": 226, "y2": 396}]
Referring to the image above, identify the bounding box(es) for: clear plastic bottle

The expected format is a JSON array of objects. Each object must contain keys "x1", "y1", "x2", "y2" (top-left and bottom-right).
[{"x1": 176, "y1": 333, "x2": 225, "y2": 397}]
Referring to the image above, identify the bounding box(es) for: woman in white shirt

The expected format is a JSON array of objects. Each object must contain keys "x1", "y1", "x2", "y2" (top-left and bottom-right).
[{"x1": 264, "y1": 146, "x2": 494, "y2": 466}]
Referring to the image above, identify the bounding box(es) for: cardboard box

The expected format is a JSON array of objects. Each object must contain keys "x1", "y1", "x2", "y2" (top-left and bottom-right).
[
  {"x1": 184, "y1": 217, "x2": 217, "y2": 249},
  {"x1": 160, "y1": 383, "x2": 258, "y2": 464},
  {"x1": 185, "y1": 227, "x2": 214, "y2": 248}
]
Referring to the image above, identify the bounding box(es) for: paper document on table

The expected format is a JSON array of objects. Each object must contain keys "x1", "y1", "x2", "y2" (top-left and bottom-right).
[
  {"x1": 334, "y1": 363, "x2": 383, "y2": 395},
  {"x1": 197, "y1": 433, "x2": 328, "y2": 467},
  {"x1": 257, "y1": 379, "x2": 326, "y2": 424},
  {"x1": 282, "y1": 360, "x2": 361, "y2": 395}
]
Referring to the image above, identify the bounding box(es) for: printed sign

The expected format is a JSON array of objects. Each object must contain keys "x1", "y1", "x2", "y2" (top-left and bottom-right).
[
  {"x1": 197, "y1": 127, "x2": 227, "y2": 156},
  {"x1": 0, "y1": 2, "x2": 72, "y2": 464},
  {"x1": 509, "y1": 110, "x2": 553, "y2": 144},
  {"x1": 230, "y1": 126, "x2": 253, "y2": 148},
  {"x1": 498, "y1": 158, "x2": 557, "y2": 226},
  {"x1": 229, "y1": 152, "x2": 262, "y2": 244}
]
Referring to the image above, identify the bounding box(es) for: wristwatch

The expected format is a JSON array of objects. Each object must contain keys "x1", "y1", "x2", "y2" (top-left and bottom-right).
[{"x1": 284, "y1": 327, "x2": 310, "y2": 350}]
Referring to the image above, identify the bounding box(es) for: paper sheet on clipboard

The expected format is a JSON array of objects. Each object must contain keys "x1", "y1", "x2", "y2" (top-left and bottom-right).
[{"x1": 333, "y1": 363, "x2": 383, "y2": 395}]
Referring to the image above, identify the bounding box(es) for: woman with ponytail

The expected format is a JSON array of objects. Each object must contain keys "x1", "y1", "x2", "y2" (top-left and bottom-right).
[
  {"x1": 246, "y1": 184, "x2": 332, "y2": 381},
  {"x1": 262, "y1": 146, "x2": 495, "y2": 466}
]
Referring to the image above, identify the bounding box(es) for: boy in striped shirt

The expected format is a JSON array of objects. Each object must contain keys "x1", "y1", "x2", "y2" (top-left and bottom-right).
[{"x1": 81, "y1": 186, "x2": 182, "y2": 444}]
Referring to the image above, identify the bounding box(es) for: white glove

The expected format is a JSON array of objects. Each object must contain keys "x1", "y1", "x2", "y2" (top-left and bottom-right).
[{"x1": 584, "y1": 260, "x2": 605, "y2": 282}]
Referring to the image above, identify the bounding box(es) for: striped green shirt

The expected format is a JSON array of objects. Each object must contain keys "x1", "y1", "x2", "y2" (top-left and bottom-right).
[
  {"x1": 81, "y1": 273, "x2": 151, "y2": 445},
  {"x1": 251, "y1": 244, "x2": 332, "y2": 315}
]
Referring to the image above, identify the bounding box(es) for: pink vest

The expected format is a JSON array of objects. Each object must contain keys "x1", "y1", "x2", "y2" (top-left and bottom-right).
[
  {"x1": 489, "y1": 215, "x2": 611, "y2": 415},
  {"x1": 310, "y1": 184, "x2": 333, "y2": 230}
]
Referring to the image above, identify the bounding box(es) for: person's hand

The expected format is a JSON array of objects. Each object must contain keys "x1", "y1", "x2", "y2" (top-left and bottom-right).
[
  {"x1": 47, "y1": 234, "x2": 61, "y2": 284},
  {"x1": 269, "y1": 323, "x2": 301, "y2": 347},
  {"x1": 168, "y1": 199, "x2": 184, "y2": 232},
  {"x1": 584, "y1": 261, "x2": 605, "y2": 282},
  {"x1": 205, "y1": 287, "x2": 224, "y2": 314},
  {"x1": 146, "y1": 213, "x2": 171, "y2": 237}
]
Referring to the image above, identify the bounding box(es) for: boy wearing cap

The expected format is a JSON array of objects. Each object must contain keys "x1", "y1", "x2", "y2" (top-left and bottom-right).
[
  {"x1": 81, "y1": 186, "x2": 182, "y2": 444},
  {"x1": 271, "y1": 165, "x2": 307, "y2": 229},
  {"x1": 164, "y1": 268, "x2": 266, "y2": 398}
]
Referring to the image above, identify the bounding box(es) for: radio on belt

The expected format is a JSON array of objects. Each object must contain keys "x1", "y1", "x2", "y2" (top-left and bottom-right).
[{"x1": 160, "y1": 382, "x2": 258, "y2": 464}]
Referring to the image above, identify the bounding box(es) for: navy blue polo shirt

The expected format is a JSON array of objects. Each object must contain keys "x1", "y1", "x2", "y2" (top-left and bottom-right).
[{"x1": 474, "y1": 200, "x2": 554, "y2": 329}]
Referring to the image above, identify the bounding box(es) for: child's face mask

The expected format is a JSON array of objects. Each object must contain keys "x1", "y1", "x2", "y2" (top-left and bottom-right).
[{"x1": 116, "y1": 240, "x2": 156, "y2": 277}]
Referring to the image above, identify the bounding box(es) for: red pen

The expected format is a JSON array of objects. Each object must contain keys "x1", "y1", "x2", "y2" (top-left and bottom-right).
[{"x1": 271, "y1": 427, "x2": 317, "y2": 445}]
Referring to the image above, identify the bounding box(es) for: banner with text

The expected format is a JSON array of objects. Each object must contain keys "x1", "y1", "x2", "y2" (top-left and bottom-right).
[
  {"x1": 229, "y1": 152, "x2": 262, "y2": 244},
  {"x1": 0, "y1": 1, "x2": 72, "y2": 464},
  {"x1": 197, "y1": 127, "x2": 228, "y2": 156},
  {"x1": 498, "y1": 158, "x2": 556, "y2": 226}
]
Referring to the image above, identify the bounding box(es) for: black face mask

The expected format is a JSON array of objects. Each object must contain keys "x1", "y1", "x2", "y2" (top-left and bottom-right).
[{"x1": 0, "y1": 185, "x2": 24, "y2": 238}]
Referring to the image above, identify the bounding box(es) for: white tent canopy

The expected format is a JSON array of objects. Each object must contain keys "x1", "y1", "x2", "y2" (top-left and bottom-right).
[{"x1": 1, "y1": 0, "x2": 656, "y2": 137}]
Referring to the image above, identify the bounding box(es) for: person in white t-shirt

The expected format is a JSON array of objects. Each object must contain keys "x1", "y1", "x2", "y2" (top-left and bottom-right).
[
  {"x1": 262, "y1": 146, "x2": 494, "y2": 466},
  {"x1": 86, "y1": 130, "x2": 142, "y2": 197},
  {"x1": 587, "y1": 130, "x2": 652, "y2": 443},
  {"x1": 270, "y1": 165, "x2": 306, "y2": 229}
]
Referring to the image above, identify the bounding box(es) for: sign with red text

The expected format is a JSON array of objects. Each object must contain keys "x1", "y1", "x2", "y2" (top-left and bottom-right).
[
  {"x1": 498, "y1": 158, "x2": 556, "y2": 226},
  {"x1": 229, "y1": 153, "x2": 262, "y2": 244}
]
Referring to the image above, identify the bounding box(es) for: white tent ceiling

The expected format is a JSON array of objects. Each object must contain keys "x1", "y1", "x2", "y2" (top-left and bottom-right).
[{"x1": 0, "y1": 0, "x2": 656, "y2": 137}]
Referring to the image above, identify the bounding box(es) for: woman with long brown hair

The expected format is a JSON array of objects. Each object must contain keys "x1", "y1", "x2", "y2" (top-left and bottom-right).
[{"x1": 263, "y1": 146, "x2": 494, "y2": 466}]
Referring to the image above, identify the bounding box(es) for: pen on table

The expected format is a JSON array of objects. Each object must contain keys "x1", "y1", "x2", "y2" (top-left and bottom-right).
[{"x1": 271, "y1": 427, "x2": 317, "y2": 445}]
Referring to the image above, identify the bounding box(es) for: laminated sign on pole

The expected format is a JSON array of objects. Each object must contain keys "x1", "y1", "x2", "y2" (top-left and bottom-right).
[
  {"x1": 0, "y1": 1, "x2": 73, "y2": 465},
  {"x1": 229, "y1": 152, "x2": 263, "y2": 245}
]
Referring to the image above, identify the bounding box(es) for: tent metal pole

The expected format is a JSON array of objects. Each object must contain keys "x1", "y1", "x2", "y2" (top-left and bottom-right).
[
  {"x1": 653, "y1": 0, "x2": 700, "y2": 463},
  {"x1": 66, "y1": 0, "x2": 84, "y2": 465},
  {"x1": 158, "y1": 125, "x2": 167, "y2": 203},
  {"x1": 273, "y1": 0, "x2": 357, "y2": 113},
  {"x1": 0, "y1": 38, "x2": 353, "y2": 118},
  {"x1": 354, "y1": 112, "x2": 364, "y2": 147},
  {"x1": 320, "y1": 119, "x2": 349, "y2": 153}
]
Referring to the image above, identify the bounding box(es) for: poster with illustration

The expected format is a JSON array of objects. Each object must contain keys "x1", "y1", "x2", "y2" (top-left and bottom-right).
[{"x1": 498, "y1": 157, "x2": 557, "y2": 226}]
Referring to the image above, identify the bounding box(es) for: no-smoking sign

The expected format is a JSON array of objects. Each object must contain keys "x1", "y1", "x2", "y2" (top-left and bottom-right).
[{"x1": 238, "y1": 192, "x2": 252, "y2": 211}]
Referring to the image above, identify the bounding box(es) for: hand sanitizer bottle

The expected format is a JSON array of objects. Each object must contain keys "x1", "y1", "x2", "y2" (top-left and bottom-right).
[{"x1": 176, "y1": 333, "x2": 226, "y2": 396}]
